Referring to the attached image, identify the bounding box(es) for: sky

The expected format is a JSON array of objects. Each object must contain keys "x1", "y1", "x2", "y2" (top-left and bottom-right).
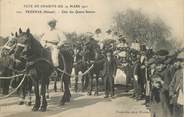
[{"x1": 0, "y1": 0, "x2": 184, "y2": 45}]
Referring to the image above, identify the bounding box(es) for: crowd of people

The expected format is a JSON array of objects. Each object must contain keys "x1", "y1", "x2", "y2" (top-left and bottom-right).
[{"x1": 68, "y1": 26, "x2": 184, "y2": 117}]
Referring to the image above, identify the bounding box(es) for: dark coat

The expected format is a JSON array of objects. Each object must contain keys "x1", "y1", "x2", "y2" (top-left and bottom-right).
[
  {"x1": 102, "y1": 56, "x2": 117, "y2": 77},
  {"x1": 133, "y1": 61, "x2": 142, "y2": 77},
  {"x1": 160, "y1": 65, "x2": 176, "y2": 92},
  {"x1": 152, "y1": 64, "x2": 176, "y2": 117},
  {"x1": 169, "y1": 67, "x2": 183, "y2": 104}
]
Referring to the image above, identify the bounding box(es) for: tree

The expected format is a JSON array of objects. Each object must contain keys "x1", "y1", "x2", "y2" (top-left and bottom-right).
[{"x1": 113, "y1": 9, "x2": 174, "y2": 51}]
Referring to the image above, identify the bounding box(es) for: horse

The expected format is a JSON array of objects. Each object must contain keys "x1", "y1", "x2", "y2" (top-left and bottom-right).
[
  {"x1": 0, "y1": 54, "x2": 13, "y2": 95},
  {"x1": 13, "y1": 28, "x2": 73, "y2": 111},
  {"x1": 82, "y1": 39, "x2": 107, "y2": 96},
  {"x1": 0, "y1": 36, "x2": 19, "y2": 96},
  {"x1": 53, "y1": 43, "x2": 74, "y2": 93},
  {"x1": 0, "y1": 33, "x2": 34, "y2": 105},
  {"x1": 13, "y1": 57, "x2": 33, "y2": 105},
  {"x1": 73, "y1": 43, "x2": 89, "y2": 92}
]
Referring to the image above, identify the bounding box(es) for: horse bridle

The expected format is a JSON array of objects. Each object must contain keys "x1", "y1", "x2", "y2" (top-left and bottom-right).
[
  {"x1": 16, "y1": 43, "x2": 27, "y2": 48},
  {"x1": 1, "y1": 40, "x2": 17, "y2": 56},
  {"x1": 13, "y1": 42, "x2": 30, "y2": 61}
]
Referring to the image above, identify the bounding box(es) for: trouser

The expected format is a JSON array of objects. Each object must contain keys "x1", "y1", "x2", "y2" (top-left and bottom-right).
[
  {"x1": 133, "y1": 76, "x2": 142, "y2": 98},
  {"x1": 139, "y1": 78, "x2": 145, "y2": 97},
  {"x1": 104, "y1": 75, "x2": 113, "y2": 97},
  {"x1": 46, "y1": 44, "x2": 59, "y2": 67},
  {"x1": 133, "y1": 79, "x2": 141, "y2": 97},
  {"x1": 145, "y1": 80, "x2": 151, "y2": 105}
]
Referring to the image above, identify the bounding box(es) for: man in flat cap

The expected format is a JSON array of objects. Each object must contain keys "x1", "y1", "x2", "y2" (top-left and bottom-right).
[
  {"x1": 41, "y1": 18, "x2": 66, "y2": 68},
  {"x1": 112, "y1": 31, "x2": 119, "y2": 42}
]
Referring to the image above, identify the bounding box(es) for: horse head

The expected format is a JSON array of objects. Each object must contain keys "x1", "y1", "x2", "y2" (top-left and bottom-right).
[
  {"x1": 84, "y1": 40, "x2": 102, "y2": 63},
  {"x1": 0, "y1": 34, "x2": 17, "y2": 57},
  {"x1": 13, "y1": 28, "x2": 43, "y2": 61}
]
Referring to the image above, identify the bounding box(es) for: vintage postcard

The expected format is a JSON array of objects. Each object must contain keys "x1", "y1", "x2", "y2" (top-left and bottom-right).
[{"x1": 0, "y1": 0, "x2": 183, "y2": 117}]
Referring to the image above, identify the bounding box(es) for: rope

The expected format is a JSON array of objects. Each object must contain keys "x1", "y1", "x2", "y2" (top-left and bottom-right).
[
  {"x1": 0, "y1": 74, "x2": 26, "y2": 99},
  {"x1": 0, "y1": 74, "x2": 24, "y2": 80},
  {"x1": 57, "y1": 64, "x2": 94, "y2": 77}
]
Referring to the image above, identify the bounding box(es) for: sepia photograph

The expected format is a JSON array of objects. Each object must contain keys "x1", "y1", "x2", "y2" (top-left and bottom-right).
[{"x1": 0, "y1": 0, "x2": 184, "y2": 117}]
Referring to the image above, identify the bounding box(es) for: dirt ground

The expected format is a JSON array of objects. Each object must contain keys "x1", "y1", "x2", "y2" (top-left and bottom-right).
[
  {"x1": 0, "y1": 71, "x2": 150, "y2": 117},
  {"x1": 0, "y1": 87, "x2": 150, "y2": 117}
]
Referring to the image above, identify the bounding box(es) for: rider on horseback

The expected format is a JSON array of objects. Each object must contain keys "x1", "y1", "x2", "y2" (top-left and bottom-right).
[{"x1": 41, "y1": 18, "x2": 66, "y2": 72}]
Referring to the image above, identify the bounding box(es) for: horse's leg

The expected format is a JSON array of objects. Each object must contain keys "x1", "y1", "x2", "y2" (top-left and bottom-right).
[
  {"x1": 32, "y1": 80, "x2": 40, "y2": 111},
  {"x1": 61, "y1": 78, "x2": 64, "y2": 92},
  {"x1": 69, "y1": 77, "x2": 71, "y2": 88},
  {"x1": 18, "y1": 78, "x2": 26, "y2": 105},
  {"x1": 46, "y1": 79, "x2": 50, "y2": 99},
  {"x1": 2, "y1": 79, "x2": 10, "y2": 95},
  {"x1": 74, "y1": 69, "x2": 79, "y2": 92},
  {"x1": 88, "y1": 73, "x2": 93, "y2": 95},
  {"x1": 16, "y1": 78, "x2": 20, "y2": 95},
  {"x1": 112, "y1": 77, "x2": 115, "y2": 96},
  {"x1": 60, "y1": 73, "x2": 64, "y2": 92},
  {"x1": 81, "y1": 76, "x2": 85, "y2": 92},
  {"x1": 54, "y1": 76, "x2": 57, "y2": 92},
  {"x1": 65, "y1": 78, "x2": 71, "y2": 102},
  {"x1": 84, "y1": 75, "x2": 89, "y2": 91},
  {"x1": 25, "y1": 77, "x2": 32, "y2": 106},
  {"x1": 39, "y1": 79, "x2": 47, "y2": 112},
  {"x1": 82, "y1": 67, "x2": 88, "y2": 92},
  {"x1": 94, "y1": 74, "x2": 99, "y2": 96},
  {"x1": 27, "y1": 91, "x2": 32, "y2": 106},
  {"x1": 75, "y1": 75, "x2": 78, "y2": 92},
  {"x1": 60, "y1": 77, "x2": 66, "y2": 105},
  {"x1": 60, "y1": 75, "x2": 71, "y2": 105}
]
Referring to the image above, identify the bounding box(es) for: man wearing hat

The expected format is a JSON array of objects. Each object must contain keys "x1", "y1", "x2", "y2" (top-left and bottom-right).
[
  {"x1": 117, "y1": 36, "x2": 128, "y2": 48},
  {"x1": 94, "y1": 28, "x2": 102, "y2": 41},
  {"x1": 102, "y1": 50, "x2": 117, "y2": 98},
  {"x1": 41, "y1": 18, "x2": 66, "y2": 68},
  {"x1": 168, "y1": 52, "x2": 184, "y2": 117},
  {"x1": 105, "y1": 29, "x2": 113, "y2": 41},
  {"x1": 112, "y1": 31, "x2": 119, "y2": 42},
  {"x1": 93, "y1": 28, "x2": 105, "y2": 50},
  {"x1": 131, "y1": 39, "x2": 140, "y2": 52},
  {"x1": 151, "y1": 49, "x2": 175, "y2": 117}
]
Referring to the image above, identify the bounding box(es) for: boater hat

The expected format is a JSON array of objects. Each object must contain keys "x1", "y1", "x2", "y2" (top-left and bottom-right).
[
  {"x1": 48, "y1": 18, "x2": 57, "y2": 25},
  {"x1": 95, "y1": 28, "x2": 101, "y2": 34}
]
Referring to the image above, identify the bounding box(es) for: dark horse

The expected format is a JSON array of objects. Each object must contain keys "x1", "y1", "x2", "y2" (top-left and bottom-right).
[
  {"x1": 13, "y1": 28, "x2": 73, "y2": 111},
  {"x1": 83, "y1": 39, "x2": 106, "y2": 96},
  {"x1": 0, "y1": 37, "x2": 13, "y2": 95},
  {"x1": 0, "y1": 54, "x2": 13, "y2": 95},
  {"x1": 73, "y1": 43, "x2": 89, "y2": 92},
  {"x1": 0, "y1": 34, "x2": 33, "y2": 105}
]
